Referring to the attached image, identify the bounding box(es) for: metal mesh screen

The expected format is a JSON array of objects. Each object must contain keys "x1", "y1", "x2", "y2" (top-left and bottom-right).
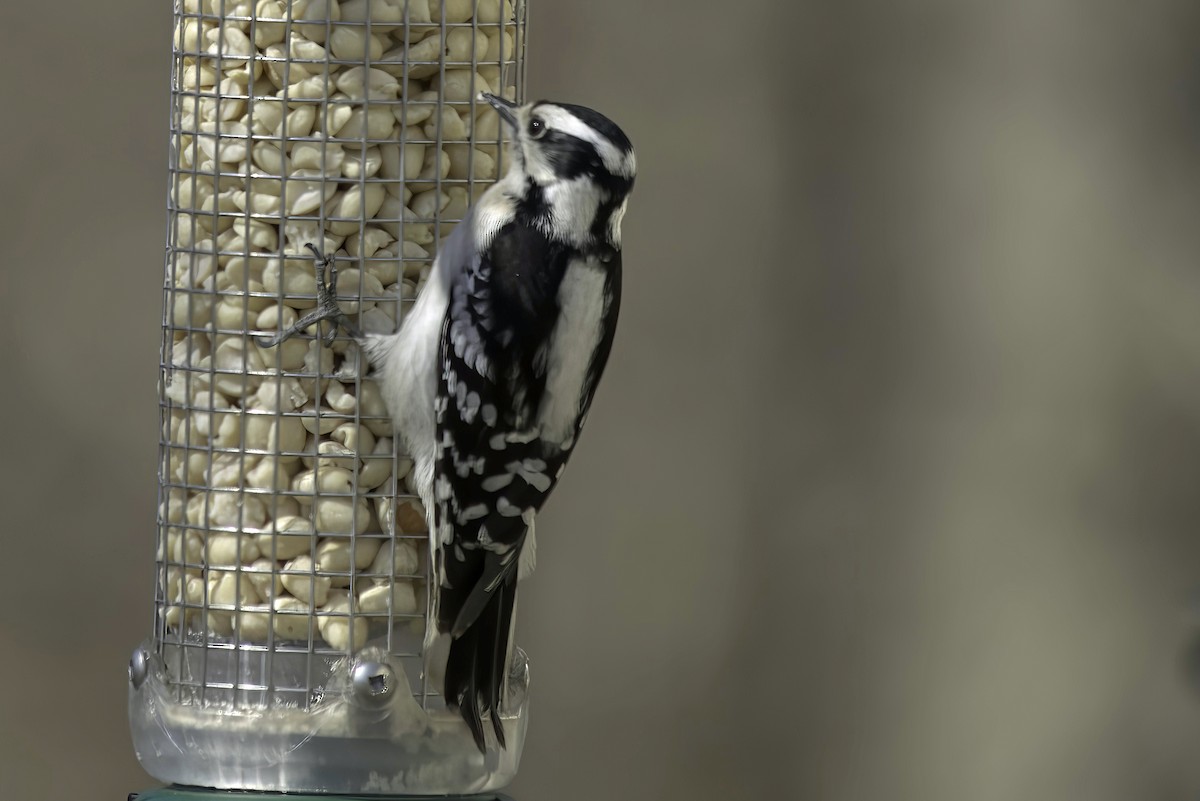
[{"x1": 155, "y1": 0, "x2": 526, "y2": 714}]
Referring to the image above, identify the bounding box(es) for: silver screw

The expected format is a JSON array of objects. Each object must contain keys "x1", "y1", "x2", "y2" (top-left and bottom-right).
[
  {"x1": 350, "y1": 660, "x2": 395, "y2": 708},
  {"x1": 129, "y1": 647, "x2": 149, "y2": 690}
]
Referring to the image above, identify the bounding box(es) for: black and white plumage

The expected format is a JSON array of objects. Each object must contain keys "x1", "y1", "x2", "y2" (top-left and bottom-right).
[{"x1": 258, "y1": 94, "x2": 635, "y2": 752}]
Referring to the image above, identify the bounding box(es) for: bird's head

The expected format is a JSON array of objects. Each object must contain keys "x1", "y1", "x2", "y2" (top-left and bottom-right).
[{"x1": 482, "y1": 93, "x2": 636, "y2": 249}]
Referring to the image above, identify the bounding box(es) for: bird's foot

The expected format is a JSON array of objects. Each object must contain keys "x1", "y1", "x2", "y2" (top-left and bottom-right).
[{"x1": 256, "y1": 244, "x2": 362, "y2": 348}]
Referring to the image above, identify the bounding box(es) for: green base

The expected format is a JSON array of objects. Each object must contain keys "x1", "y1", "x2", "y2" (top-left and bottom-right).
[{"x1": 131, "y1": 787, "x2": 514, "y2": 801}]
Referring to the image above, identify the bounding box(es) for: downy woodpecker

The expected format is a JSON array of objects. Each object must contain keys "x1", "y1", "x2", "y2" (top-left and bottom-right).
[{"x1": 259, "y1": 93, "x2": 636, "y2": 752}]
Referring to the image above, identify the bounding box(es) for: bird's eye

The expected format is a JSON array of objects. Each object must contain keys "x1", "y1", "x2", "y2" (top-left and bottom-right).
[{"x1": 528, "y1": 117, "x2": 546, "y2": 139}]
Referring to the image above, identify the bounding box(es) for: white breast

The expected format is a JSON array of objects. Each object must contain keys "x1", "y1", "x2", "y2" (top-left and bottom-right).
[{"x1": 537, "y1": 258, "x2": 608, "y2": 447}]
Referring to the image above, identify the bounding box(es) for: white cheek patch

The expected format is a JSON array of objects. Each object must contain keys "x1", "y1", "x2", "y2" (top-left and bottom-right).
[{"x1": 522, "y1": 141, "x2": 558, "y2": 186}]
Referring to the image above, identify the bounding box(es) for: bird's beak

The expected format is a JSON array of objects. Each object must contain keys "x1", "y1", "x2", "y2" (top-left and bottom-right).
[{"x1": 481, "y1": 92, "x2": 519, "y2": 128}]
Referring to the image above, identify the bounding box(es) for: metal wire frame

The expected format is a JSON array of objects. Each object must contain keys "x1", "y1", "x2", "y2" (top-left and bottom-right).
[{"x1": 154, "y1": 0, "x2": 528, "y2": 715}]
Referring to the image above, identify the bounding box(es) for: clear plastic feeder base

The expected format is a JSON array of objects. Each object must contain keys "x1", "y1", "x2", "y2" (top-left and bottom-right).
[
  {"x1": 129, "y1": 641, "x2": 529, "y2": 796},
  {"x1": 130, "y1": 788, "x2": 516, "y2": 801}
]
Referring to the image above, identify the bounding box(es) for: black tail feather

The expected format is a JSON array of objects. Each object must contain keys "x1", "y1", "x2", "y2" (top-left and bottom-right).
[
  {"x1": 488, "y1": 578, "x2": 511, "y2": 748},
  {"x1": 441, "y1": 553, "x2": 518, "y2": 753}
]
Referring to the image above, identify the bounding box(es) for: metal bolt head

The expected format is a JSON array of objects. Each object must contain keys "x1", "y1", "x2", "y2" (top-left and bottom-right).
[
  {"x1": 350, "y1": 660, "x2": 395, "y2": 708},
  {"x1": 129, "y1": 647, "x2": 150, "y2": 690}
]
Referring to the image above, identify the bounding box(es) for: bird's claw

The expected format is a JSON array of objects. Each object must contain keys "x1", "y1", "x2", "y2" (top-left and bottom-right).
[{"x1": 255, "y1": 244, "x2": 359, "y2": 348}]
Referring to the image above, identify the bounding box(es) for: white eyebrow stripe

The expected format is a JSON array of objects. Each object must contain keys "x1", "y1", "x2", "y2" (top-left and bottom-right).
[{"x1": 535, "y1": 105, "x2": 629, "y2": 176}]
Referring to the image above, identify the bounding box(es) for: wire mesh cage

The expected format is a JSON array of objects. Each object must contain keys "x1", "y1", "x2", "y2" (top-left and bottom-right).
[{"x1": 128, "y1": 0, "x2": 528, "y2": 794}]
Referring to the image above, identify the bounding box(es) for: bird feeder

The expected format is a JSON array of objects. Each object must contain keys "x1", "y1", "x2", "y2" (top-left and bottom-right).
[{"x1": 128, "y1": 0, "x2": 528, "y2": 796}]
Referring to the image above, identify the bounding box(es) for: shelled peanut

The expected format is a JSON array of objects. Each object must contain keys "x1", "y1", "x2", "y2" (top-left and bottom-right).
[{"x1": 159, "y1": 0, "x2": 518, "y2": 650}]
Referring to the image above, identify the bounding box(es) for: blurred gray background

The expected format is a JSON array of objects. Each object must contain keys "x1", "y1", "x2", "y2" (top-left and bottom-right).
[{"x1": 3, "y1": 1, "x2": 1200, "y2": 799}]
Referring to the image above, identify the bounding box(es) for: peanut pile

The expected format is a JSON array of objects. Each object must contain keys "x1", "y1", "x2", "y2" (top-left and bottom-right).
[{"x1": 159, "y1": 0, "x2": 517, "y2": 651}]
